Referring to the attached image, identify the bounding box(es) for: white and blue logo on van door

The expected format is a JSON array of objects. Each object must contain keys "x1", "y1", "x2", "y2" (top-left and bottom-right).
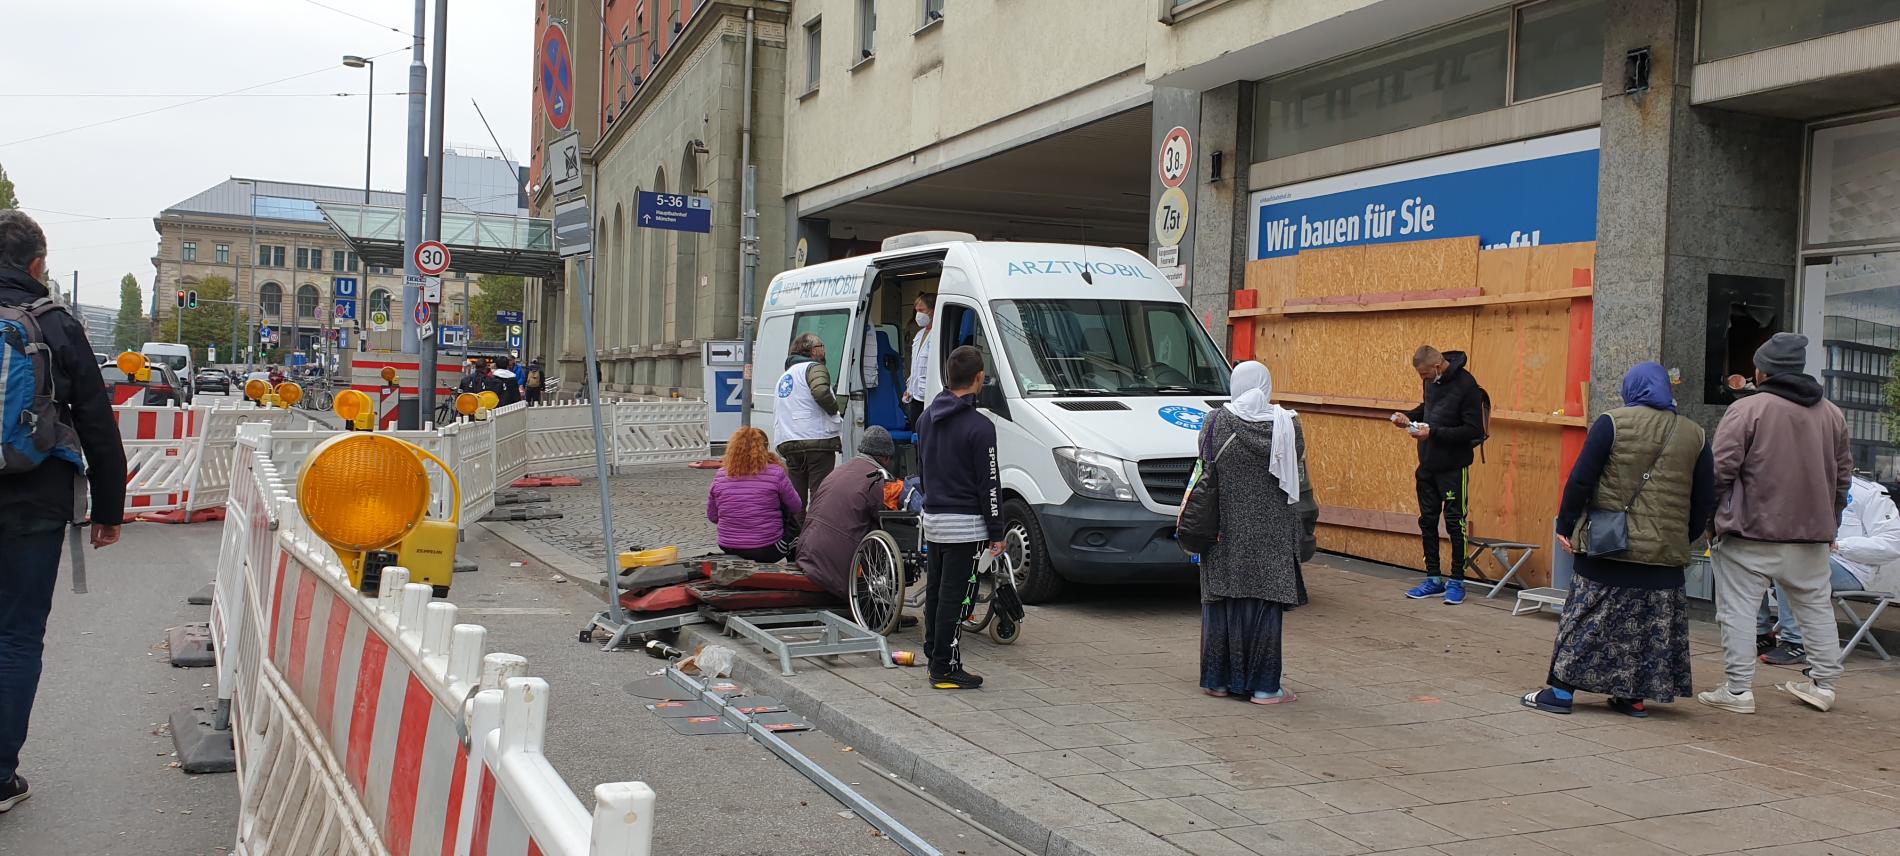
[
  {"x1": 776, "y1": 373, "x2": 795, "y2": 398},
  {"x1": 1158, "y1": 405, "x2": 1206, "y2": 430}
]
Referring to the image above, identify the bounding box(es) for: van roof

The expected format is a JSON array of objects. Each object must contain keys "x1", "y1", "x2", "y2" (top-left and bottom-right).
[{"x1": 765, "y1": 241, "x2": 1168, "y2": 309}]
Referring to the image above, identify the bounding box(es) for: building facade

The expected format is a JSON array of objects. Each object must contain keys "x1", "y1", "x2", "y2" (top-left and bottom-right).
[{"x1": 528, "y1": 0, "x2": 788, "y2": 396}]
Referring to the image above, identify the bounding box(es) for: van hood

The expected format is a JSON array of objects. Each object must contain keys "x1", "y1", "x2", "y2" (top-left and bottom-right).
[{"x1": 1020, "y1": 396, "x2": 1220, "y2": 462}]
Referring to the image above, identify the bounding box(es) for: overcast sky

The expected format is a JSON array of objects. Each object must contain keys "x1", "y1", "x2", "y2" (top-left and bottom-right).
[{"x1": 0, "y1": 0, "x2": 533, "y2": 310}]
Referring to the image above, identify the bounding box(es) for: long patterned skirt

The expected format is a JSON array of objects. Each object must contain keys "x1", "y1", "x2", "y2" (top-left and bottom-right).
[
  {"x1": 1547, "y1": 575, "x2": 1693, "y2": 702},
  {"x1": 1201, "y1": 597, "x2": 1285, "y2": 696}
]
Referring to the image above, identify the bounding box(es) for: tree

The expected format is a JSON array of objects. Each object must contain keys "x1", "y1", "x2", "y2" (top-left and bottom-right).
[
  {"x1": 177, "y1": 276, "x2": 241, "y2": 364},
  {"x1": 468, "y1": 274, "x2": 525, "y2": 342},
  {"x1": 0, "y1": 164, "x2": 17, "y2": 210},
  {"x1": 1884, "y1": 352, "x2": 1900, "y2": 446},
  {"x1": 113, "y1": 273, "x2": 148, "y2": 352}
]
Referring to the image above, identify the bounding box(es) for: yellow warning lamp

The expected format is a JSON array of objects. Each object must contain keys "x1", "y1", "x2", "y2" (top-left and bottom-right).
[
  {"x1": 475, "y1": 390, "x2": 500, "y2": 419},
  {"x1": 333, "y1": 388, "x2": 375, "y2": 431},
  {"x1": 116, "y1": 351, "x2": 151, "y2": 382},
  {"x1": 243, "y1": 377, "x2": 272, "y2": 403},
  {"x1": 298, "y1": 433, "x2": 461, "y2": 596},
  {"x1": 380, "y1": 365, "x2": 399, "y2": 386},
  {"x1": 274, "y1": 381, "x2": 303, "y2": 409},
  {"x1": 454, "y1": 392, "x2": 480, "y2": 419}
]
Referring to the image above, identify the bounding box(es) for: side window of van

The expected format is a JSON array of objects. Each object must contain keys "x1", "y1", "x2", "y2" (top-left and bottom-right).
[
  {"x1": 936, "y1": 302, "x2": 996, "y2": 387},
  {"x1": 789, "y1": 309, "x2": 849, "y2": 383}
]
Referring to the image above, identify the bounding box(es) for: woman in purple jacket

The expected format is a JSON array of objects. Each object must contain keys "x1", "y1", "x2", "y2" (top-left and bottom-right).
[{"x1": 707, "y1": 427, "x2": 803, "y2": 561}]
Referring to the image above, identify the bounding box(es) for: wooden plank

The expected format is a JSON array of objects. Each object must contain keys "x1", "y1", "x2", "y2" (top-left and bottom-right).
[
  {"x1": 1318, "y1": 526, "x2": 1451, "y2": 575},
  {"x1": 1285, "y1": 309, "x2": 1474, "y2": 403},
  {"x1": 1467, "y1": 299, "x2": 1570, "y2": 418},
  {"x1": 1528, "y1": 242, "x2": 1598, "y2": 292},
  {"x1": 1298, "y1": 413, "x2": 1418, "y2": 519},
  {"x1": 1464, "y1": 422, "x2": 1565, "y2": 587},
  {"x1": 1477, "y1": 246, "x2": 1535, "y2": 296},
  {"x1": 1275, "y1": 392, "x2": 1589, "y2": 428},
  {"x1": 1243, "y1": 257, "x2": 1297, "y2": 310},
  {"x1": 1231, "y1": 289, "x2": 1258, "y2": 363},
  {"x1": 1228, "y1": 287, "x2": 1593, "y2": 319},
  {"x1": 1293, "y1": 245, "x2": 1366, "y2": 299}
]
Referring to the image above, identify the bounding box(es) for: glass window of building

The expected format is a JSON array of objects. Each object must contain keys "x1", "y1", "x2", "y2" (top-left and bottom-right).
[
  {"x1": 1255, "y1": 9, "x2": 1509, "y2": 160},
  {"x1": 803, "y1": 18, "x2": 822, "y2": 91},
  {"x1": 369, "y1": 288, "x2": 392, "y2": 317},
  {"x1": 270, "y1": 246, "x2": 286, "y2": 267},
  {"x1": 215, "y1": 244, "x2": 230, "y2": 264},
  {"x1": 857, "y1": 0, "x2": 876, "y2": 58},
  {"x1": 182, "y1": 241, "x2": 197, "y2": 262},
  {"x1": 921, "y1": 0, "x2": 943, "y2": 24},
  {"x1": 1514, "y1": 0, "x2": 1605, "y2": 100},
  {"x1": 1817, "y1": 256, "x2": 1899, "y2": 480},
  {"x1": 259, "y1": 282, "x2": 282, "y2": 316},
  {"x1": 296, "y1": 284, "x2": 319, "y2": 318},
  {"x1": 1699, "y1": 0, "x2": 1900, "y2": 62}
]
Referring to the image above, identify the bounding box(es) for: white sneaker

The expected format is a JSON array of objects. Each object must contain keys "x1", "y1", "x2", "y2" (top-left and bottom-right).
[
  {"x1": 1777, "y1": 680, "x2": 1836, "y2": 712},
  {"x1": 1696, "y1": 687, "x2": 1756, "y2": 714}
]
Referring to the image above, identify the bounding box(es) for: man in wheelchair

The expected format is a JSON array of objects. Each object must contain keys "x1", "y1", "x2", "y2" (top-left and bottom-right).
[{"x1": 796, "y1": 427, "x2": 902, "y2": 601}]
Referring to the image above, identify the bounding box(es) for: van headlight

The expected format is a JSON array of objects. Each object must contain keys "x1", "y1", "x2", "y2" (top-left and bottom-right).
[{"x1": 1053, "y1": 447, "x2": 1137, "y2": 502}]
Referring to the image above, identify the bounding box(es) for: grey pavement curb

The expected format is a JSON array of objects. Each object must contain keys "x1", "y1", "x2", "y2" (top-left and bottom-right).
[
  {"x1": 479, "y1": 521, "x2": 608, "y2": 599},
  {"x1": 678, "y1": 621, "x2": 1185, "y2": 856}
]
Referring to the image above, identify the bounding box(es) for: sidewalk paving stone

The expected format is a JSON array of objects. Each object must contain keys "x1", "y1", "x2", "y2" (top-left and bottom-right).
[{"x1": 501, "y1": 465, "x2": 1900, "y2": 856}]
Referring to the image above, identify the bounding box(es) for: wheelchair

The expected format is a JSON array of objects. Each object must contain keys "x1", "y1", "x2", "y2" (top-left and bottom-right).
[{"x1": 848, "y1": 510, "x2": 1023, "y2": 645}]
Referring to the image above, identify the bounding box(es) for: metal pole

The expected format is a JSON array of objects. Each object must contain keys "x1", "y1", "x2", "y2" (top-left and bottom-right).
[
  {"x1": 246, "y1": 183, "x2": 258, "y2": 372},
  {"x1": 419, "y1": 0, "x2": 448, "y2": 426},
  {"x1": 364, "y1": 61, "x2": 375, "y2": 205},
  {"x1": 576, "y1": 257, "x2": 628, "y2": 627},
  {"x1": 399, "y1": 0, "x2": 427, "y2": 426},
  {"x1": 737, "y1": 9, "x2": 758, "y2": 427}
]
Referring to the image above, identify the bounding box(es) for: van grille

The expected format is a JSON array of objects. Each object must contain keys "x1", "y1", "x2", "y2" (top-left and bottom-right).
[
  {"x1": 1138, "y1": 457, "x2": 1197, "y2": 506},
  {"x1": 1054, "y1": 400, "x2": 1130, "y2": 412}
]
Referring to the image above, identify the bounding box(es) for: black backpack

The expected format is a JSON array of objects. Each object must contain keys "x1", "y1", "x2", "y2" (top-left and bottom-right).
[{"x1": 1471, "y1": 384, "x2": 1493, "y2": 462}]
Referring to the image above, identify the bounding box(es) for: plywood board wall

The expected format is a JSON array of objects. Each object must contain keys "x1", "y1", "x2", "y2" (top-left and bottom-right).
[{"x1": 1286, "y1": 310, "x2": 1476, "y2": 403}]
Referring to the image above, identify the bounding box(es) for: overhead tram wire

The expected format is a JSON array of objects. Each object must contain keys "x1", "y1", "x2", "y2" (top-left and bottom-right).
[{"x1": 0, "y1": 45, "x2": 409, "y2": 149}]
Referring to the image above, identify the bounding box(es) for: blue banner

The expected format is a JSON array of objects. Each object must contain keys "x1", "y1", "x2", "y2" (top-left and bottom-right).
[
  {"x1": 1251, "y1": 130, "x2": 1600, "y2": 260},
  {"x1": 637, "y1": 191, "x2": 713, "y2": 234}
]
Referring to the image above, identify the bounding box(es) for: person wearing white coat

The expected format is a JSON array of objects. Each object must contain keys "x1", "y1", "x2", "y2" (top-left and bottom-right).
[{"x1": 1757, "y1": 475, "x2": 1900, "y2": 666}]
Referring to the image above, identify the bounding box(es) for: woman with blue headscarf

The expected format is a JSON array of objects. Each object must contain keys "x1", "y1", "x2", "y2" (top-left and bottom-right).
[{"x1": 1522, "y1": 362, "x2": 1715, "y2": 717}]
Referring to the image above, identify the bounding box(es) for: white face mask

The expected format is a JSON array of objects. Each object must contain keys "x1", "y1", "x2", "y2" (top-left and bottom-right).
[{"x1": 915, "y1": 311, "x2": 931, "y2": 328}]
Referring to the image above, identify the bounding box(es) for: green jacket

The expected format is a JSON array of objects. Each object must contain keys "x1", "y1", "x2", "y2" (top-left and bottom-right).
[{"x1": 1575, "y1": 406, "x2": 1706, "y2": 567}]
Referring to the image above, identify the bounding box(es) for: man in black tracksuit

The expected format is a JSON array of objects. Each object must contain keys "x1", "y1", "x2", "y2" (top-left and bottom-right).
[
  {"x1": 914, "y1": 345, "x2": 1001, "y2": 690},
  {"x1": 1390, "y1": 346, "x2": 1484, "y2": 604}
]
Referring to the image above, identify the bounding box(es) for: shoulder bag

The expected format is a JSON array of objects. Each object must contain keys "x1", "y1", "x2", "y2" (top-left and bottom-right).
[
  {"x1": 1578, "y1": 415, "x2": 1679, "y2": 558},
  {"x1": 1176, "y1": 413, "x2": 1236, "y2": 556}
]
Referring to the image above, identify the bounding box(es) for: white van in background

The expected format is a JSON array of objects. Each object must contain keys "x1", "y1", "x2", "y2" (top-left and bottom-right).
[
  {"x1": 141, "y1": 342, "x2": 194, "y2": 403},
  {"x1": 751, "y1": 232, "x2": 1232, "y2": 602}
]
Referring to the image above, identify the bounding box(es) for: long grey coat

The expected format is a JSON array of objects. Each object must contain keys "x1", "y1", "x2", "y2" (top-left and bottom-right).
[{"x1": 1198, "y1": 411, "x2": 1310, "y2": 606}]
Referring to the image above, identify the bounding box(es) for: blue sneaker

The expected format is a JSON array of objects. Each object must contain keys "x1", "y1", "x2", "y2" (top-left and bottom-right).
[
  {"x1": 1444, "y1": 581, "x2": 1466, "y2": 605},
  {"x1": 1405, "y1": 577, "x2": 1446, "y2": 599}
]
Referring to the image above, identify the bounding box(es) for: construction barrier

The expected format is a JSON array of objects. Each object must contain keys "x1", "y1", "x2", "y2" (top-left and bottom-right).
[
  {"x1": 119, "y1": 405, "x2": 202, "y2": 515},
  {"x1": 517, "y1": 400, "x2": 707, "y2": 477},
  {"x1": 210, "y1": 425, "x2": 656, "y2": 855}
]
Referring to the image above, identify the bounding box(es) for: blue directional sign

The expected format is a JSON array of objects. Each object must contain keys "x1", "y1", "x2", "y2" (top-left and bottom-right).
[
  {"x1": 332, "y1": 276, "x2": 358, "y2": 298},
  {"x1": 496, "y1": 310, "x2": 523, "y2": 324},
  {"x1": 259, "y1": 325, "x2": 274, "y2": 342},
  {"x1": 637, "y1": 191, "x2": 713, "y2": 234},
  {"x1": 334, "y1": 299, "x2": 357, "y2": 321}
]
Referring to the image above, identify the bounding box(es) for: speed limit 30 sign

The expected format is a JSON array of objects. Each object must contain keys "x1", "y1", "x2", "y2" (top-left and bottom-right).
[
  {"x1": 414, "y1": 240, "x2": 451, "y2": 276},
  {"x1": 1158, "y1": 126, "x2": 1192, "y2": 189}
]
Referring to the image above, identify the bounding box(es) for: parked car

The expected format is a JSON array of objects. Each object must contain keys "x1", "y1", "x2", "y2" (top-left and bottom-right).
[
  {"x1": 101, "y1": 363, "x2": 189, "y2": 407},
  {"x1": 194, "y1": 369, "x2": 232, "y2": 395}
]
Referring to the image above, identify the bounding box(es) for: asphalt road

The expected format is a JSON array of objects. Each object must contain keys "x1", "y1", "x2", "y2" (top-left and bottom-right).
[{"x1": 0, "y1": 523, "x2": 238, "y2": 856}]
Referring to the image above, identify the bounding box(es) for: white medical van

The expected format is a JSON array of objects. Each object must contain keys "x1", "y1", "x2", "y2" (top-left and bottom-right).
[{"x1": 752, "y1": 232, "x2": 1232, "y2": 602}]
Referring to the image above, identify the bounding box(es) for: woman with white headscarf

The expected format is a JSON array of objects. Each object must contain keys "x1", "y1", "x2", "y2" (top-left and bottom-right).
[{"x1": 1197, "y1": 361, "x2": 1315, "y2": 704}]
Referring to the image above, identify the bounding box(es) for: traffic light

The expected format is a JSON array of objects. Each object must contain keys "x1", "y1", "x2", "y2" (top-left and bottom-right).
[
  {"x1": 175, "y1": 289, "x2": 186, "y2": 308},
  {"x1": 187, "y1": 290, "x2": 198, "y2": 309}
]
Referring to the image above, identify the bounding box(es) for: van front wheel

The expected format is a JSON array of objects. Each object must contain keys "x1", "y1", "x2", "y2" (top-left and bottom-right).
[{"x1": 1002, "y1": 498, "x2": 1062, "y2": 604}]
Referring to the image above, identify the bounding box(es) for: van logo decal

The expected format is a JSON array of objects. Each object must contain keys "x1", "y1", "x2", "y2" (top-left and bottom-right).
[
  {"x1": 1004, "y1": 260, "x2": 1153, "y2": 279},
  {"x1": 1158, "y1": 405, "x2": 1205, "y2": 430}
]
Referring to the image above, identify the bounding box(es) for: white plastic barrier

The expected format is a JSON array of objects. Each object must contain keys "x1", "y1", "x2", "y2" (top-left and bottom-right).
[
  {"x1": 516, "y1": 399, "x2": 707, "y2": 477},
  {"x1": 119, "y1": 405, "x2": 202, "y2": 514},
  {"x1": 210, "y1": 427, "x2": 656, "y2": 856},
  {"x1": 493, "y1": 403, "x2": 530, "y2": 489},
  {"x1": 518, "y1": 401, "x2": 599, "y2": 475},
  {"x1": 187, "y1": 404, "x2": 302, "y2": 514}
]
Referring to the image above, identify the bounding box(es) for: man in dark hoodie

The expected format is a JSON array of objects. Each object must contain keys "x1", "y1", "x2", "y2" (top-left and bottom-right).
[
  {"x1": 913, "y1": 345, "x2": 1001, "y2": 690},
  {"x1": 1390, "y1": 345, "x2": 1485, "y2": 605},
  {"x1": 0, "y1": 210, "x2": 127, "y2": 812},
  {"x1": 1698, "y1": 332, "x2": 1853, "y2": 716}
]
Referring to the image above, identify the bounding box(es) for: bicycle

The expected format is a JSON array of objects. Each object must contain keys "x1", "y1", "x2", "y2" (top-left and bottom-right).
[{"x1": 849, "y1": 511, "x2": 1022, "y2": 645}]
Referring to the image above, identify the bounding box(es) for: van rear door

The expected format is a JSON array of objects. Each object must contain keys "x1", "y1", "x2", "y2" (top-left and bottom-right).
[{"x1": 840, "y1": 250, "x2": 947, "y2": 456}]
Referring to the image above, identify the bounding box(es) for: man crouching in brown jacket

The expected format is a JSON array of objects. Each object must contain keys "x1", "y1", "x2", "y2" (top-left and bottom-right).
[{"x1": 1698, "y1": 333, "x2": 1853, "y2": 715}]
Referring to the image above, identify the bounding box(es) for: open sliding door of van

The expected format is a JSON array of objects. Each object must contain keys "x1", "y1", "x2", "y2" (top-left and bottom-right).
[{"x1": 839, "y1": 250, "x2": 947, "y2": 457}]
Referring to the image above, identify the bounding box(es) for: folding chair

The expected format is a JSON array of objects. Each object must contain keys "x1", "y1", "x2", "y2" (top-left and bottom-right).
[
  {"x1": 1463, "y1": 537, "x2": 1539, "y2": 599},
  {"x1": 1837, "y1": 590, "x2": 1896, "y2": 661}
]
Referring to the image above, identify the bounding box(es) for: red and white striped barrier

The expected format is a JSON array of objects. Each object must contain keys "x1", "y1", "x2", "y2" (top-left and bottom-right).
[
  {"x1": 211, "y1": 425, "x2": 656, "y2": 856},
  {"x1": 119, "y1": 405, "x2": 203, "y2": 515}
]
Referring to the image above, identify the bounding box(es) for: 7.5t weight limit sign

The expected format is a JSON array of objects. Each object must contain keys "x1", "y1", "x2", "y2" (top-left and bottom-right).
[{"x1": 414, "y1": 240, "x2": 451, "y2": 277}]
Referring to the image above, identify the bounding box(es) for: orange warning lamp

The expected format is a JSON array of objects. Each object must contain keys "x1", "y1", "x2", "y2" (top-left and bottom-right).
[
  {"x1": 333, "y1": 388, "x2": 374, "y2": 431},
  {"x1": 274, "y1": 381, "x2": 303, "y2": 409},
  {"x1": 454, "y1": 392, "x2": 480, "y2": 417},
  {"x1": 243, "y1": 377, "x2": 271, "y2": 402},
  {"x1": 476, "y1": 390, "x2": 499, "y2": 416},
  {"x1": 298, "y1": 433, "x2": 461, "y2": 595},
  {"x1": 380, "y1": 366, "x2": 399, "y2": 385},
  {"x1": 116, "y1": 351, "x2": 151, "y2": 382}
]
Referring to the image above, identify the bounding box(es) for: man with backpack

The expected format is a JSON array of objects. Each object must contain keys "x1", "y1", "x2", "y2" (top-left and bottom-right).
[
  {"x1": 524, "y1": 358, "x2": 545, "y2": 404},
  {"x1": 0, "y1": 210, "x2": 127, "y2": 812},
  {"x1": 1390, "y1": 345, "x2": 1487, "y2": 605}
]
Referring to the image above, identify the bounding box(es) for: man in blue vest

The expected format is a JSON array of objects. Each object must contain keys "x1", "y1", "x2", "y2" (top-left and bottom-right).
[{"x1": 774, "y1": 332, "x2": 842, "y2": 506}]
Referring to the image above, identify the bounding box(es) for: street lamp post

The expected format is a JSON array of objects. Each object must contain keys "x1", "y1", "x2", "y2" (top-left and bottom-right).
[{"x1": 342, "y1": 56, "x2": 374, "y2": 205}]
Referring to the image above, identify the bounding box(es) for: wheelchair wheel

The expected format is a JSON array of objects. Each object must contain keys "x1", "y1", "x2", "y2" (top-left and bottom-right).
[
  {"x1": 987, "y1": 610, "x2": 1020, "y2": 645},
  {"x1": 850, "y1": 530, "x2": 905, "y2": 637}
]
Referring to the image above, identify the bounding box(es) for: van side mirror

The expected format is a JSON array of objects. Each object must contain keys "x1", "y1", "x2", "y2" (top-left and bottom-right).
[{"x1": 977, "y1": 378, "x2": 1010, "y2": 420}]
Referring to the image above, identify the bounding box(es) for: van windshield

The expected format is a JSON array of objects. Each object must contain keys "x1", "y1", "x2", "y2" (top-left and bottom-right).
[
  {"x1": 146, "y1": 353, "x2": 189, "y2": 372},
  {"x1": 990, "y1": 299, "x2": 1230, "y2": 397}
]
